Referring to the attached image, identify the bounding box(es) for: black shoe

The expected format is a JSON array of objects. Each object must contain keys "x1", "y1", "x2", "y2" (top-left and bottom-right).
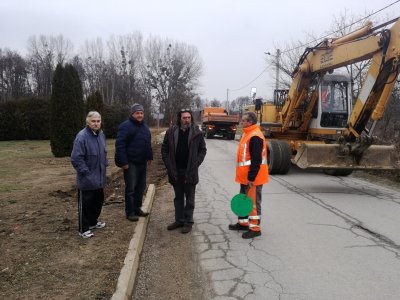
[
  {"x1": 167, "y1": 222, "x2": 184, "y2": 231},
  {"x1": 127, "y1": 215, "x2": 139, "y2": 222},
  {"x1": 242, "y1": 230, "x2": 261, "y2": 239},
  {"x1": 181, "y1": 224, "x2": 192, "y2": 234},
  {"x1": 228, "y1": 223, "x2": 249, "y2": 231},
  {"x1": 135, "y1": 209, "x2": 149, "y2": 217}
]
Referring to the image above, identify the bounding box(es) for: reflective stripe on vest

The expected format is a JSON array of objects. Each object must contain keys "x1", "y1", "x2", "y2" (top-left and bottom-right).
[
  {"x1": 237, "y1": 155, "x2": 268, "y2": 167},
  {"x1": 242, "y1": 142, "x2": 247, "y2": 165}
]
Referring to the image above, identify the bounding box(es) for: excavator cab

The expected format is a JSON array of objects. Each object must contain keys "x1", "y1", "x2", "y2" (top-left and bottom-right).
[{"x1": 310, "y1": 74, "x2": 352, "y2": 131}]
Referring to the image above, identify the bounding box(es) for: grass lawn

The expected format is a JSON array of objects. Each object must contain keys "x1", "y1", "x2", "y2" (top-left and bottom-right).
[{"x1": 0, "y1": 139, "x2": 116, "y2": 193}]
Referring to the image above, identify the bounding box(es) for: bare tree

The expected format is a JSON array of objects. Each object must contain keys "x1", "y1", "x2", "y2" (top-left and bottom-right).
[
  {"x1": 80, "y1": 38, "x2": 107, "y2": 101},
  {"x1": 231, "y1": 96, "x2": 251, "y2": 114},
  {"x1": 144, "y1": 37, "x2": 203, "y2": 124},
  {"x1": 107, "y1": 32, "x2": 146, "y2": 105},
  {"x1": 209, "y1": 99, "x2": 222, "y2": 107},
  {"x1": 0, "y1": 49, "x2": 30, "y2": 102},
  {"x1": 27, "y1": 34, "x2": 73, "y2": 97}
]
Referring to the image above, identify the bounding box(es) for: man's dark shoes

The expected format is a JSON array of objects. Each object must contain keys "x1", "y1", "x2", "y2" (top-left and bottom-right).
[
  {"x1": 136, "y1": 209, "x2": 149, "y2": 217},
  {"x1": 242, "y1": 230, "x2": 261, "y2": 239},
  {"x1": 181, "y1": 224, "x2": 192, "y2": 234},
  {"x1": 127, "y1": 215, "x2": 139, "y2": 222},
  {"x1": 228, "y1": 223, "x2": 249, "y2": 231},
  {"x1": 167, "y1": 222, "x2": 184, "y2": 231}
]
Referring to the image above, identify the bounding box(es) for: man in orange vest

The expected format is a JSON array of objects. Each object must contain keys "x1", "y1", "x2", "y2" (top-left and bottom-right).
[{"x1": 229, "y1": 111, "x2": 269, "y2": 239}]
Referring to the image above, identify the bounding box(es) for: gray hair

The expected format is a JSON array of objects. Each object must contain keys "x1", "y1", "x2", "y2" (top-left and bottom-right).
[
  {"x1": 86, "y1": 111, "x2": 101, "y2": 123},
  {"x1": 243, "y1": 111, "x2": 257, "y2": 125}
]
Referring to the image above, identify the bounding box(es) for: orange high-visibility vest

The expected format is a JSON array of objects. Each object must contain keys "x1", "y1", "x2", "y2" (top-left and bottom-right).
[{"x1": 235, "y1": 124, "x2": 269, "y2": 185}]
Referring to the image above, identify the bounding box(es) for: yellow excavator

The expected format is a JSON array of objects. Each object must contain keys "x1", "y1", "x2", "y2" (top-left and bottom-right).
[{"x1": 246, "y1": 17, "x2": 400, "y2": 175}]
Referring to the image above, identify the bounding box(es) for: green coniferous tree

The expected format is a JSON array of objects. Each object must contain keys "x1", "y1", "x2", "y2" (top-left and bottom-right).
[
  {"x1": 50, "y1": 63, "x2": 84, "y2": 157},
  {"x1": 86, "y1": 90, "x2": 104, "y2": 115}
]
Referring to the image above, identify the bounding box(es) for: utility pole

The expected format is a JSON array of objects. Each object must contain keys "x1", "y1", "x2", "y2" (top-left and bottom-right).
[
  {"x1": 226, "y1": 88, "x2": 229, "y2": 113},
  {"x1": 275, "y1": 49, "x2": 281, "y2": 90},
  {"x1": 265, "y1": 49, "x2": 281, "y2": 98}
]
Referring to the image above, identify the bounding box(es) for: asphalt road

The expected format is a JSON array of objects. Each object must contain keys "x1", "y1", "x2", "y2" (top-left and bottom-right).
[{"x1": 193, "y1": 138, "x2": 400, "y2": 300}]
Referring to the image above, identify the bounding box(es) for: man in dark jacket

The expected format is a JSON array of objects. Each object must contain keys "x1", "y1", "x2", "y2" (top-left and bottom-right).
[
  {"x1": 161, "y1": 109, "x2": 207, "y2": 233},
  {"x1": 115, "y1": 103, "x2": 153, "y2": 221},
  {"x1": 71, "y1": 111, "x2": 108, "y2": 239}
]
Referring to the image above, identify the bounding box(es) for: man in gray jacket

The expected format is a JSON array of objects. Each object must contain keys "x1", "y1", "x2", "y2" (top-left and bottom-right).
[
  {"x1": 71, "y1": 111, "x2": 108, "y2": 239},
  {"x1": 161, "y1": 109, "x2": 207, "y2": 233}
]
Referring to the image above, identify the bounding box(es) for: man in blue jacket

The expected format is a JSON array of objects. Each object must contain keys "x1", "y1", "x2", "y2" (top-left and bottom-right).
[
  {"x1": 71, "y1": 111, "x2": 108, "y2": 239},
  {"x1": 115, "y1": 103, "x2": 153, "y2": 221}
]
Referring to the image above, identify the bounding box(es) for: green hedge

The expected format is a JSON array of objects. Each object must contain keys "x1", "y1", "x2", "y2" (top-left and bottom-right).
[
  {"x1": 0, "y1": 99, "x2": 131, "y2": 141},
  {"x1": 0, "y1": 97, "x2": 50, "y2": 140},
  {"x1": 103, "y1": 104, "x2": 130, "y2": 138}
]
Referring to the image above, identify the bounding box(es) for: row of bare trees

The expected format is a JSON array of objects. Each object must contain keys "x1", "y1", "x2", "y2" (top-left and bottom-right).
[{"x1": 0, "y1": 33, "x2": 203, "y2": 124}]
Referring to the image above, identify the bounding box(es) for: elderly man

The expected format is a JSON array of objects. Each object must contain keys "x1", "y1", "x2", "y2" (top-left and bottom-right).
[
  {"x1": 115, "y1": 103, "x2": 153, "y2": 221},
  {"x1": 71, "y1": 111, "x2": 108, "y2": 239}
]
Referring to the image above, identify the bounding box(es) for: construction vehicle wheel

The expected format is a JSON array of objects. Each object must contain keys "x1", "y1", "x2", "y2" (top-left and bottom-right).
[
  {"x1": 267, "y1": 140, "x2": 281, "y2": 175},
  {"x1": 277, "y1": 141, "x2": 291, "y2": 174},
  {"x1": 323, "y1": 169, "x2": 353, "y2": 176},
  {"x1": 228, "y1": 133, "x2": 235, "y2": 140}
]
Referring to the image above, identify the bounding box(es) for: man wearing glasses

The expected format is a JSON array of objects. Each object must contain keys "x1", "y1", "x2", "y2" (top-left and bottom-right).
[
  {"x1": 161, "y1": 109, "x2": 207, "y2": 233},
  {"x1": 229, "y1": 111, "x2": 269, "y2": 239}
]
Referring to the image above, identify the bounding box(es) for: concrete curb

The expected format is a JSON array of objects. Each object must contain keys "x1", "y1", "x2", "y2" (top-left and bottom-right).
[{"x1": 111, "y1": 184, "x2": 156, "y2": 300}]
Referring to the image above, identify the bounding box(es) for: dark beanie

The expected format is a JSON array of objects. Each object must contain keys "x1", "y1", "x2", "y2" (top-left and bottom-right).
[{"x1": 131, "y1": 103, "x2": 144, "y2": 113}]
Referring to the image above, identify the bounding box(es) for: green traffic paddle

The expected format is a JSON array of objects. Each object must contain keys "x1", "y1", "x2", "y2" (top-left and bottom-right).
[{"x1": 231, "y1": 190, "x2": 253, "y2": 217}]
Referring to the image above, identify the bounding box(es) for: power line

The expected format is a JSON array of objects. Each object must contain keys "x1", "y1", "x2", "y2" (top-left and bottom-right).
[
  {"x1": 229, "y1": 66, "x2": 269, "y2": 92},
  {"x1": 282, "y1": 0, "x2": 400, "y2": 54},
  {"x1": 227, "y1": 0, "x2": 400, "y2": 93}
]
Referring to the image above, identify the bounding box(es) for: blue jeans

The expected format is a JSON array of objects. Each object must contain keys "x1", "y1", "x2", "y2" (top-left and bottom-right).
[{"x1": 123, "y1": 163, "x2": 147, "y2": 217}]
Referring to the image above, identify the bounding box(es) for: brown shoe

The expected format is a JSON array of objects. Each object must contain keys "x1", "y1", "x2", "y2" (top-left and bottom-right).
[{"x1": 167, "y1": 222, "x2": 184, "y2": 231}]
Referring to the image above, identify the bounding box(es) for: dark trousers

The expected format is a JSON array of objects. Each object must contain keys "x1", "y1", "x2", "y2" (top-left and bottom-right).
[
  {"x1": 123, "y1": 162, "x2": 147, "y2": 217},
  {"x1": 172, "y1": 182, "x2": 196, "y2": 226},
  {"x1": 78, "y1": 188, "x2": 104, "y2": 233}
]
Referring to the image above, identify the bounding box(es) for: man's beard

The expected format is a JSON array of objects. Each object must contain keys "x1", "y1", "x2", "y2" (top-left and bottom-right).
[{"x1": 180, "y1": 123, "x2": 190, "y2": 130}]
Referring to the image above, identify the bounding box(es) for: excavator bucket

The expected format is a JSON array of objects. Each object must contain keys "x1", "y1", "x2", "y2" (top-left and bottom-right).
[{"x1": 293, "y1": 143, "x2": 398, "y2": 170}]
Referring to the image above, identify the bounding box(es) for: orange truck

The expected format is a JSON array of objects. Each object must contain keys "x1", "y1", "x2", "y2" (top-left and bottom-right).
[{"x1": 201, "y1": 107, "x2": 240, "y2": 140}]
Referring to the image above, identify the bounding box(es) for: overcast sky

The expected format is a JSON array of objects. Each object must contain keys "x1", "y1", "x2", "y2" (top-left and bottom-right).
[{"x1": 0, "y1": 0, "x2": 398, "y2": 101}]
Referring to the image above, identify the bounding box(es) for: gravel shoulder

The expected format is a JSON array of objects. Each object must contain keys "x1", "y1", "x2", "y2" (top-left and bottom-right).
[{"x1": 133, "y1": 183, "x2": 212, "y2": 300}]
